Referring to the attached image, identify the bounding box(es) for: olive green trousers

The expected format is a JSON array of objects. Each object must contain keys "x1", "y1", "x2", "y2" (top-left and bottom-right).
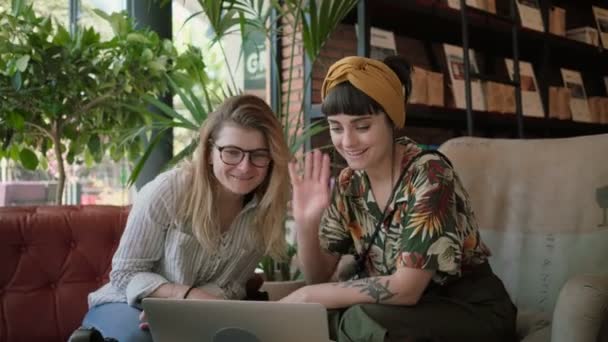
[{"x1": 327, "y1": 263, "x2": 518, "y2": 342}]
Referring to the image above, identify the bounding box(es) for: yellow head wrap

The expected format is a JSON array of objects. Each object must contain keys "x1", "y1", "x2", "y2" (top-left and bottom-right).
[{"x1": 321, "y1": 56, "x2": 406, "y2": 128}]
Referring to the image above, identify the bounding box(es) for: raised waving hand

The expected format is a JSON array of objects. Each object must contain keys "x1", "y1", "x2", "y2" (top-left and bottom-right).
[{"x1": 288, "y1": 149, "x2": 332, "y2": 227}]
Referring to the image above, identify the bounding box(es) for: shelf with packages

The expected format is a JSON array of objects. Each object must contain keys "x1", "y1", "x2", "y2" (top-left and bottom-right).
[
  {"x1": 310, "y1": 103, "x2": 608, "y2": 140},
  {"x1": 403, "y1": 104, "x2": 608, "y2": 137},
  {"x1": 361, "y1": 0, "x2": 607, "y2": 61},
  {"x1": 293, "y1": 0, "x2": 608, "y2": 147},
  {"x1": 543, "y1": 31, "x2": 607, "y2": 67}
]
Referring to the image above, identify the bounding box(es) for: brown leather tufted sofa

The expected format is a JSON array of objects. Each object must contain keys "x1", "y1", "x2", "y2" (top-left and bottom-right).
[{"x1": 0, "y1": 205, "x2": 129, "y2": 342}]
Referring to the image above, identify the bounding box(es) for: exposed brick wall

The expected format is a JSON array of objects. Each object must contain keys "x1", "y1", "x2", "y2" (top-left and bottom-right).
[
  {"x1": 280, "y1": 16, "x2": 306, "y2": 141},
  {"x1": 280, "y1": 23, "x2": 360, "y2": 147},
  {"x1": 312, "y1": 24, "x2": 357, "y2": 104}
]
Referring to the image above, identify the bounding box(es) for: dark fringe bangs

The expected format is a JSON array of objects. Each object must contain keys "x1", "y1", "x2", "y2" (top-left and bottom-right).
[{"x1": 321, "y1": 82, "x2": 385, "y2": 117}]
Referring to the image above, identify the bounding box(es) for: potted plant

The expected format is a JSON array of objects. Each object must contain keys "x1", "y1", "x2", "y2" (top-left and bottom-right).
[{"x1": 0, "y1": 3, "x2": 203, "y2": 203}]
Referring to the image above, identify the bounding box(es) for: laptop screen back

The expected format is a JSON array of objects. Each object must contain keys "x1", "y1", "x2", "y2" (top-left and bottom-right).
[{"x1": 142, "y1": 298, "x2": 330, "y2": 342}]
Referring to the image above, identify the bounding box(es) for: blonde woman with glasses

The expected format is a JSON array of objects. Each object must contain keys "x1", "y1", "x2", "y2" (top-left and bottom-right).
[{"x1": 82, "y1": 94, "x2": 290, "y2": 342}]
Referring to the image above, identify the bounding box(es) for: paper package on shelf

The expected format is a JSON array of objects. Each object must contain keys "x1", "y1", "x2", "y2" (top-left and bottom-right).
[
  {"x1": 483, "y1": 82, "x2": 514, "y2": 114},
  {"x1": 502, "y1": 83, "x2": 516, "y2": 114},
  {"x1": 409, "y1": 66, "x2": 428, "y2": 105},
  {"x1": 426, "y1": 71, "x2": 445, "y2": 107},
  {"x1": 566, "y1": 27, "x2": 600, "y2": 47},
  {"x1": 443, "y1": 44, "x2": 486, "y2": 111},
  {"x1": 549, "y1": 86, "x2": 572, "y2": 120},
  {"x1": 592, "y1": 6, "x2": 608, "y2": 49},
  {"x1": 549, "y1": 6, "x2": 566, "y2": 36},
  {"x1": 505, "y1": 59, "x2": 544, "y2": 118},
  {"x1": 590, "y1": 97, "x2": 608, "y2": 124},
  {"x1": 515, "y1": 0, "x2": 545, "y2": 32},
  {"x1": 603, "y1": 98, "x2": 608, "y2": 124},
  {"x1": 561, "y1": 68, "x2": 592, "y2": 123},
  {"x1": 588, "y1": 97, "x2": 604, "y2": 124},
  {"x1": 483, "y1": 81, "x2": 503, "y2": 113}
]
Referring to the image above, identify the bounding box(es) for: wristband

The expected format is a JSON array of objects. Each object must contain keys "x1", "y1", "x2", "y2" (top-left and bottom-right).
[{"x1": 183, "y1": 285, "x2": 195, "y2": 299}]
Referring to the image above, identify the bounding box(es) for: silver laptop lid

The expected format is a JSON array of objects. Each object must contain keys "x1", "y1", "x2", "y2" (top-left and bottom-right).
[{"x1": 142, "y1": 298, "x2": 330, "y2": 342}]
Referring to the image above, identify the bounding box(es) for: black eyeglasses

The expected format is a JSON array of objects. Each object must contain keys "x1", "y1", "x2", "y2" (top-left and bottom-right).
[{"x1": 212, "y1": 143, "x2": 272, "y2": 168}]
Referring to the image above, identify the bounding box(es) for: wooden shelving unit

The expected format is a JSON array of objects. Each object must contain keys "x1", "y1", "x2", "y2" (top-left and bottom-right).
[{"x1": 291, "y1": 0, "x2": 608, "y2": 147}]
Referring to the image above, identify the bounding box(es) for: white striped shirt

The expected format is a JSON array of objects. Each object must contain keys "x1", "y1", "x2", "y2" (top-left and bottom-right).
[{"x1": 88, "y1": 168, "x2": 264, "y2": 308}]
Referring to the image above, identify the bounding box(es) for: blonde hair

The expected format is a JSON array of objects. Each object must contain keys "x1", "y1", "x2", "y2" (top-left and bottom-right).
[{"x1": 179, "y1": 94, "x2": 289, "y2": 259}]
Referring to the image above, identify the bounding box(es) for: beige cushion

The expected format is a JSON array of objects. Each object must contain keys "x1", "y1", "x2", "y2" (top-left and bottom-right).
[
  {"x1": 517, "y1": 310, "x2": 551, "y2": 340},
  {"x1": 520, "y1": 326, "x2": 551, "y2": 342},
  {"x1": 439, "y1": 134, "x2": 608, "y2": 313},
  {"x1": 552, "y1": 274, "x2": 608, "y2": 342}
]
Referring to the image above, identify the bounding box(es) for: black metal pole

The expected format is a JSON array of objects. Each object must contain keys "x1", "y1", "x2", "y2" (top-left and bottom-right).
[
  {"x1": 303, "y1": 18, "x2": 312, "y2": 152},
  {"x1": 129, "y1": 0, "x2": 173, "y2": 189},
  {"x1": 538, "y1": 0, "x2": 552, "y2": 137},
  {"x1": 357, "y1": 0, "x2": 370, "y2": 57},
  {"x1": 460, "y1": 0, "x2": 474, "y2": 136},
  {"x1": 69, "y1": 0, "x2": 79, "y2": 36},
  {"x1": 270, "y1": 6, "x2": 281, "y2": 115},
  {"x1": 511, "y1": 0, "x2": 524, "y2": 138}
]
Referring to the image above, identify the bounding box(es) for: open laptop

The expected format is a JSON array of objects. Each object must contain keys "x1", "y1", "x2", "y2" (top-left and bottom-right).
[{"x1": 142, "y1": 298, "x2": 331, "y2": 342}]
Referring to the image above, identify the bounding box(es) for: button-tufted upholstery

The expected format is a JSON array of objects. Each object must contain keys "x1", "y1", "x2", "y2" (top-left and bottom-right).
[{"x1": 0, "y1": 205, "x2": 129, "y2": 342}]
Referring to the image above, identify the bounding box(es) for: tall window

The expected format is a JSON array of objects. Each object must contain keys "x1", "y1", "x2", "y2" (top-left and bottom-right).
[
  {"x1": 32, "y1": 0, "x2": 70, "y2": 29},
  {"x1": 79, "y1": 0, "x2": 126, "y2": 40},
  {"x1": 171, "y1": 0, "x2": 269, "y2": 157},
  {"x1": 0, "y1": 0, "x2": 10, "y2": 11},
  {"x1": 76, "y1": 0, "x2": 131, "y2": 205}
]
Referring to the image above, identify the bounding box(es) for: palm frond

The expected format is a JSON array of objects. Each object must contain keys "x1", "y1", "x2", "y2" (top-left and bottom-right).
[
  {"x1": 127, "y1": 127, "x2": 169, "y2": 186},
  {"x1": 168, "y1": 138, "x2": 199, "y2": 166},
  {"x1": 299, "y1": 0, "x2": 358, "y2": 61},
  {"x1": 166, "y1": 76, "x2": 209, "y2": 126},
  {"x1": 288, "y1": 120, "x2": 327, "y2": 154},
  {"x1": 141, "y1": 95, "x2": 199, "y2": 131}
]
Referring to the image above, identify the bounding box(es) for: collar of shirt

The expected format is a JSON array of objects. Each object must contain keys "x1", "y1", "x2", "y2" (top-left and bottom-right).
[{"x1": 337, "y1": 137, "x2": 421, "y2": 221}]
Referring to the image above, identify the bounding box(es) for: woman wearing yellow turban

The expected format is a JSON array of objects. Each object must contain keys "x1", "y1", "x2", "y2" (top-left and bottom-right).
[{"x1": 282, "y1": 55, "x2": 517, "y2": 341}]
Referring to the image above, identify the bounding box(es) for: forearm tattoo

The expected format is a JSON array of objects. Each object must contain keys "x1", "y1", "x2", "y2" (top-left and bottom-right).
[{"x1": 336, "y1": 277, "x2": 396, "y2": 303}]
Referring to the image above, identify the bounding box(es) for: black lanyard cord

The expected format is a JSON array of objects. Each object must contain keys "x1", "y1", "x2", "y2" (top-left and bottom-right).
[{"x1": 352, "y1": 150, "x2": 452, "y2": 277}]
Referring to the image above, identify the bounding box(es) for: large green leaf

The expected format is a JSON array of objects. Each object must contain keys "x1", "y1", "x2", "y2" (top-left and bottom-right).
[
  {"x1": 10, "y1": 0, "x2": 25, "y2": 16},
  {"x1": 87, "y1": 134, "x2": 102, "y2": 161},
  {"x1": 39, "y1": 156, "x2": 48, "y2": 170},
  {"x1": 9, "y1": 144, "x2": 20, "y2": 161},
  {"x1": 53, "y1": 23, "x2": 71, "y2": 46},
  {"x1": 92, "y1": 9, "x2": 131, "y2": 38},
  {"x1": 11, "y1": 71, "x2": 22, "y2": 90},
  {"x1": 7, "y1": 112, "x2": 25, "y2": 130},
  {"x1": 15, "y1": 55, "x2": 29, "y2": 72},
  {"x1": 19, "y1": 148, "x2": 38, "y2": 170},
  {"x1": 126, "y1": 33, "x2": 151, "y2": 44}
]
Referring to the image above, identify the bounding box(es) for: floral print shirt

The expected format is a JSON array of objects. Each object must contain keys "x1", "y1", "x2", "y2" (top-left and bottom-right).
[{"x1": 319, "y1": 138, "x2": 490, "y2": 285}]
